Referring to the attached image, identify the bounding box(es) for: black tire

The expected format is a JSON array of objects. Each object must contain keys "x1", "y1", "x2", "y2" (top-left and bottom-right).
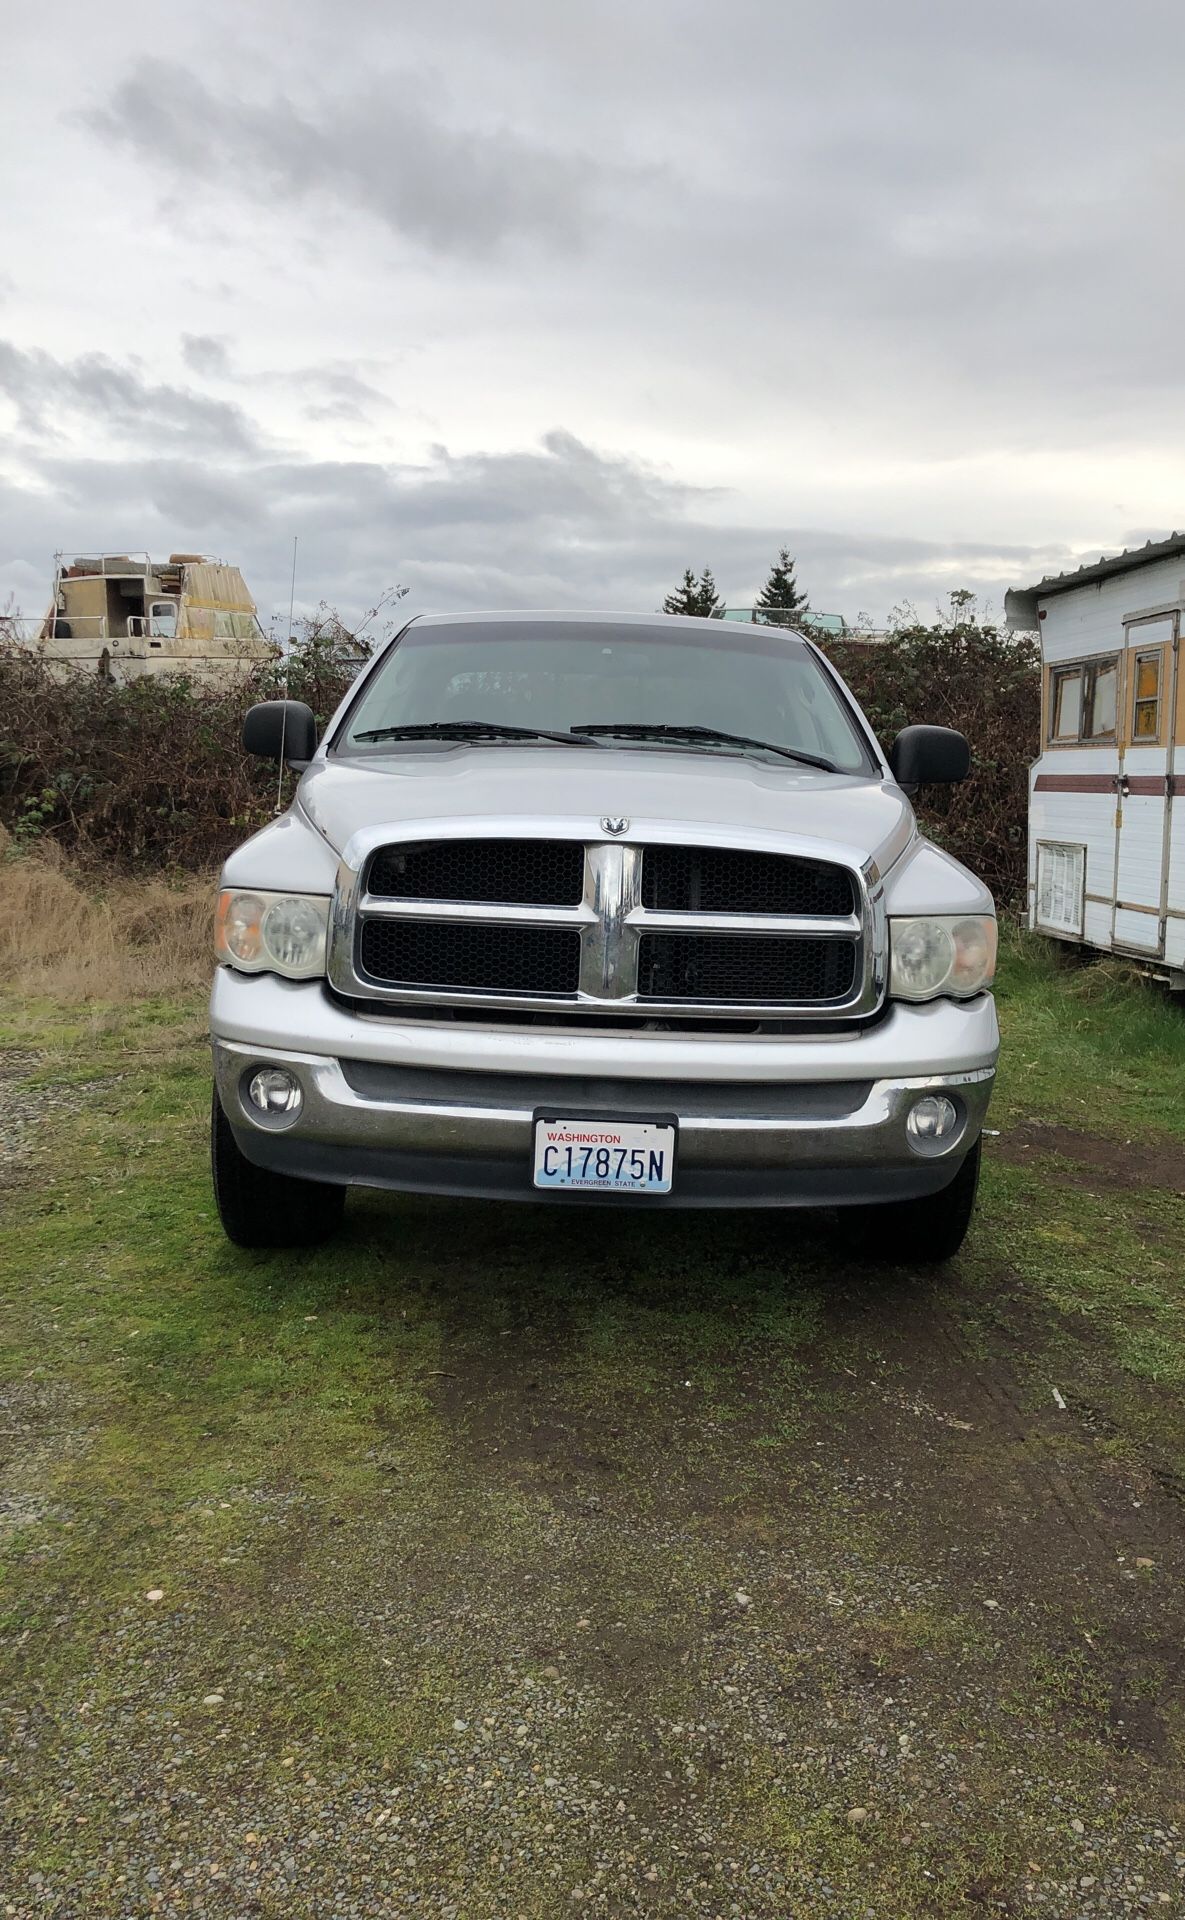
[
  {"x1": 211, "y1": 1088, "x2": 345, "y2": 1249},
  {"x1": 840, "y1": 1138, "x2": 981, "y2": 1265}
]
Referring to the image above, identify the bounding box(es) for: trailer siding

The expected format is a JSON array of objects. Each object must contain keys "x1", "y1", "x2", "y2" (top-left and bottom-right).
[
  {"x1": 1028, "y1": 554, "x2": 1184, "y2": 975},
  {"x1": 1038, "y1": 556, "x2": 1185, "y2": 665}
]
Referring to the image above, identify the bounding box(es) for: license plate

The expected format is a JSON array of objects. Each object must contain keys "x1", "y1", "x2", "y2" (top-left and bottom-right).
[{"x1": 532, "y1": 1116, "x2": 676, "y2": 1194}]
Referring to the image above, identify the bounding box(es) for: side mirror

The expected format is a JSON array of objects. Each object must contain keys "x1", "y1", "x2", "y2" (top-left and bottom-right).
[
  {"x1": 888, "y1": 724, "x2": 970, "y2": 787},
  {"x1": 242, "y1": 700, "x2": 317, "y2": 767}
]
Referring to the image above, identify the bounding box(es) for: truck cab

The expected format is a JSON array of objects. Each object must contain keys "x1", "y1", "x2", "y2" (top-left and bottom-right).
[{"x1": 210, "y1": 611, "x2": 998, "y2": 1259}]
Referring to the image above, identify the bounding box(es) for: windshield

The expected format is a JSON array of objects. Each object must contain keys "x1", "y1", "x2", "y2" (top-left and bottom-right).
[{"x1": 336, "y1": 619, "x2": 874, "y2": 773}]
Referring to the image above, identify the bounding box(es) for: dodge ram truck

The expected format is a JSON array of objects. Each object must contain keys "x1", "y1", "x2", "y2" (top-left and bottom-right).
[{"x1": 210, "y1": 611, "x2": 998, "y2": 1258}]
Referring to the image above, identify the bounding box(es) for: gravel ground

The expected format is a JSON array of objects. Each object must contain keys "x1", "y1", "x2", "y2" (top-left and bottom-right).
[
  {"x1": 3, "y1": 1027, "x2": 1185, "y2": 1917},
  {"x1": 5, "y1": 1502, "x2": 1184, "y2": 1918},
  {"x1": 0, "y1": 1050, "x2": 51, "y2": 1182},
  {"x1": 6, "y1": 1279, "x2": 1185, "y2": 1919},
  {"x1": 0, "y1": 1050, "x2": 123, "y2": 1189}
]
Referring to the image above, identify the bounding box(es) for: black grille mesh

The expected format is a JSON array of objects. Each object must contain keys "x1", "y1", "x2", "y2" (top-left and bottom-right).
[
  {"x1": 638, "y1": 933, "x2": 857, "y2": 1004},
  {"x1": 641, "y1": 845, "x2": 855, "y2": 917},
  {"x1": 359, "y1": 919, "x2": 581, "y2": 995},
  {"x1": 368, "y1": 839, "x2": 584, "y2": 906}
]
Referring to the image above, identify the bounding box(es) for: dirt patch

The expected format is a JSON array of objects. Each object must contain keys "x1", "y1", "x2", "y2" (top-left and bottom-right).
[
  {"x1": 415, "y1": 1206, "x2": 1185, "y2": 1792},
  {"x1": 992, "y1": 1122, "x2": 1185, "y2": 1194}
]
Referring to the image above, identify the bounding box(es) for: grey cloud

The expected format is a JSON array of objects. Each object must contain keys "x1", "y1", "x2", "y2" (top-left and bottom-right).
[
  {"x1": 0, "y1": 341, "x2": 262, "y2": 456},
  {"x1": 80, "y1": 15, "x2": 1185, "y2": 455},
  {"x1": 321, "y1": 1, "x2": 1185, "y2": 455},
  {"x1": 6, "y1": 429, "x2": 1058, "y2": 633},
  {"x1": 10, "y1": 0, "x2": 1184, "y2": 631},
  {"x1": 180, "y1": 333, "x2": 233, "y2": 379},
  {"x1": 300, "y1": 367, "x2": 399, "y2": 425},
  {"x1": 92, "y1": 58, "x2": 627, "y2": 258},
  {"x1": 175, "y1": 332, "x2": 395, "y2": 424}
]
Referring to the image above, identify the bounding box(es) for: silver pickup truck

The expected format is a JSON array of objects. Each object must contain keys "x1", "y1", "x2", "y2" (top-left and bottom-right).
[{"x1": 210, "y1": 611, "x2": 998, "y2": 1259}]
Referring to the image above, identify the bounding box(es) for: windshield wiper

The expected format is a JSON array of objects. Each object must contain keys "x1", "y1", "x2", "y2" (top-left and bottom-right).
[
  {"x1": 571, "y1": 722, "x2": 837, "y2": 773},
  {"x1": 352, "y1": 720, "x2": 603, "y2": 748}
]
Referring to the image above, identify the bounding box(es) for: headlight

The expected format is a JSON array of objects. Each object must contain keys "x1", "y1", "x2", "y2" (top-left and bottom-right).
[
  {"x1": 889, "y1": 915, "x2": 997, "y2": 1001},
  {"x1": 215, "y1": 890, "x2": 330, "y2": 979}
]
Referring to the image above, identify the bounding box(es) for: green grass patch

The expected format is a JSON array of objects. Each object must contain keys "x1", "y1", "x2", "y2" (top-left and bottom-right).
[{"x1": 993, "y1": 926, "x2": 1185, "y2": 1138}]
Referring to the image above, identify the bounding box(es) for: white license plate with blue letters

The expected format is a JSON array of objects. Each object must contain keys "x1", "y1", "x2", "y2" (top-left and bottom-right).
[{"x1": 532, "y1": 1117, "x2": 676, "y2": 1194}]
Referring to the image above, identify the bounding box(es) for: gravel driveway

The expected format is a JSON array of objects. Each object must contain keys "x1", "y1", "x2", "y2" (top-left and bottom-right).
[{"x1": 2, "y1": 1008, "x2": 1185, "y2": 1917}]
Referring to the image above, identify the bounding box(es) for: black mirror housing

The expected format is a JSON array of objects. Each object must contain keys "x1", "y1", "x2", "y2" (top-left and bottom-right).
[
  {"x1": 888, "y1": 724, "x2": 970, "y2": 787},
  {"x1": 242, "y1": 700, "x2": 317, "y2": 765}
]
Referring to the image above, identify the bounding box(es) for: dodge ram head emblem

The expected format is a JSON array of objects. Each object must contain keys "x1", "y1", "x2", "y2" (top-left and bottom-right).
[{"x1": 600, "y1": 816, "x2": 629, "y2": 835}]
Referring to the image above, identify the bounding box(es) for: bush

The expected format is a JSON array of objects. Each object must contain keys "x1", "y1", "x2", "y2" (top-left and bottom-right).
[
  {"x1": 0, "y1": 598, "x2": 1038, "y2": 903},
  {"x1": 825, "y1": 613, "x2": 1039, "y2": 906},
  {"x1": 0, "y1": 603, "x2": 384, "y2": 872}
]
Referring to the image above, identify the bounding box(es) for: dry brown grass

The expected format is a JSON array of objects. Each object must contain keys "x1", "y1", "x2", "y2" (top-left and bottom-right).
[{"x1": 0, "y1": 835, "x2": 213, "y2": 1000}]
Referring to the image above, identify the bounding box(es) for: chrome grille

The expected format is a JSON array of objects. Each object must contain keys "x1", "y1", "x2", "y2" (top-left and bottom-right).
[{"x1": 331, "y1": 831, "x2": 879, "y2": 1018}]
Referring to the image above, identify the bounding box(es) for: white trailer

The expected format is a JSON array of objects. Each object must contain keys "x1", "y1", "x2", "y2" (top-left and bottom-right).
[{"x1": 1006, "y1": 534, "x2": 1185, "y2": 985}]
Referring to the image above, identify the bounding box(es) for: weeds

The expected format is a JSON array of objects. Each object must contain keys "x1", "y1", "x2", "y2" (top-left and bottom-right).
[{"x1": 0, "y1": 834, "x2": 212, "y2": 999}]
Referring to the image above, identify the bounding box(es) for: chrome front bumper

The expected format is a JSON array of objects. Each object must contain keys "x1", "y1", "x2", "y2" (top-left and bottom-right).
[{"x1": 210, "y1": 970, "x2": 998, "y2": 1208}]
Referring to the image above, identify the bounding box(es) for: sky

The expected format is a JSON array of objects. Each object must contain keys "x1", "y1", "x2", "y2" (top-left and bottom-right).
[{"x1": 2, "y1": 0, "x2": 1184, "y2": 632}]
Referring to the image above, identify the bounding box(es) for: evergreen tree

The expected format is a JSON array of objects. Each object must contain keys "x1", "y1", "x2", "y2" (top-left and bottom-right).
[
  {"x1": 696, "y1": 567, "x2": 723, "y2": 617},
  {"x1": 755, "y1": 548, "x2": 810, "y2": 622},
  {"x1": 663, "y1": 567, "x2": 723, "y2": 617},
  {"x1": 663, "y1": 568, "x2": 702, "y2": 616}
]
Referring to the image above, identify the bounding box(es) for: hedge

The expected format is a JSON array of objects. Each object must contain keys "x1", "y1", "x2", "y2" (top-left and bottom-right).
[{"x1": 0, "y1": 617, "x2": 1038, "y2": 904}]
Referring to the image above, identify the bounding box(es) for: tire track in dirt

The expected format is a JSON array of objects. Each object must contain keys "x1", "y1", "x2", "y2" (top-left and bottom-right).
[
  {"x1": 993, "y1": 1121, "x2": 1185, "y2": 1196},
  {"x1": 815, "y1": 1263, "x2": 1185, "y2": 1611},
  {"x1": 927, "y1": 1302, "x2": 1120, "y2": 1566}
]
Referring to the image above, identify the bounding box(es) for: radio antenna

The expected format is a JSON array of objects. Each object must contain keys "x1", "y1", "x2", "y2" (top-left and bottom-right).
[{"x1": 275, "y1": 535, "x2": 298, "y2": 814}]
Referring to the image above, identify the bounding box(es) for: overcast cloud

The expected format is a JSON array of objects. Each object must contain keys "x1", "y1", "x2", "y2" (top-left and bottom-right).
[
  {"x1": 92, "y1": 57, "x2": 631, "y2": 259},
  {"x1": 2, "y1": 0, "x2": 1183, "y2": 628}
]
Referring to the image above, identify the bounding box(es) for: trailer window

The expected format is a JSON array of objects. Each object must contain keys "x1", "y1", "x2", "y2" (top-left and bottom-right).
[
  {"x1": 1085, "y1": 659, "x2": 1117, "y2": 740},
  {"x1": 1132, "y1": 652, "x2": 1162, "y2": 740},
  {"x1": 1051, "y1": 669, "x2": 1082, "y2": 740},
  {"x1": 1049, "y1": 656, "x2": 1118, "y2": 743}
]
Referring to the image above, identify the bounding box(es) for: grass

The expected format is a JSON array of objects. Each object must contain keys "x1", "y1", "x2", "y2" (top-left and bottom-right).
[
  {"x1": 993, "y1": 921, "x2": 1185, "y2": 1138},
  {"x1": 2, "y1": 921, "x2": 1185, "y2": 1913}
]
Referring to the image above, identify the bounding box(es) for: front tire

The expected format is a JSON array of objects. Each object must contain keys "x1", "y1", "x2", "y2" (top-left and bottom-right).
[
  {"x1": 211, "y1": 1089, "x2": 345, "y2": 1249},
  {"x1": 841, "y1": 1138, "x2": 981, "y2": 1265}
]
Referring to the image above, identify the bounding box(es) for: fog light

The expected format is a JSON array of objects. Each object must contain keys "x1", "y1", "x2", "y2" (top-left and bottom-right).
[
  {"x1": 248, "y1": 1067, "x2": 302, "y2": 1115},
  {"x1": 906, "y1": 1094, "x2": 958, "y2": 1144}
]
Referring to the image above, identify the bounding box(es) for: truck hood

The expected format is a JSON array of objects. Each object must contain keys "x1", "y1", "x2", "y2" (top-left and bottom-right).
[{"x1": 297, "y1": 744, "x2": 916, "y2": 876}]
